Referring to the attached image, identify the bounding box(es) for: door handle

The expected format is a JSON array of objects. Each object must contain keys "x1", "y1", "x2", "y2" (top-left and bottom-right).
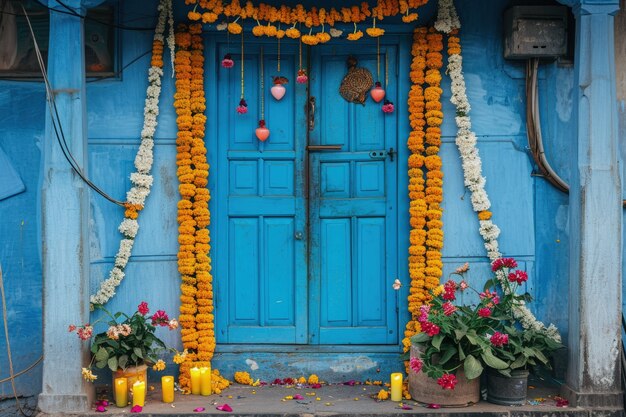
[
  {"x1": 295, "y1": 231, "x2": 303, "y2": 240},
  {"x1": 308, "y1": 96, "x2": 316, "y2": 131},
  {"x1": 306, "y1": 145, "x2": 342, "y2": 151}
]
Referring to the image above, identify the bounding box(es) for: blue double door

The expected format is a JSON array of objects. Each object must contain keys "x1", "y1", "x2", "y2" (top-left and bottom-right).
[{"x1": 214, "y1": 39, "x2": 400, "y2": 346}]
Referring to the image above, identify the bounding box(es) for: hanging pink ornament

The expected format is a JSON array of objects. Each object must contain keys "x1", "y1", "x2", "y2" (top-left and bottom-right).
[
  {"x1": 382, "y1": 99, "x2": 395, "y2": 114},
  {"x1": 370, "y1": 81, "x2": 386, "y2": 103},
  {"x1": 296, "y1": 69, "x2": 308, "y2": 84},
  {"x1": 221, "y1": 53, "x2": 234, "y2": 68},
  {"x1": 236, "y1": 98, "x2": 248, "y2": 114},
  {"x1": 255, "y1": 120, "x2": 270, "y2": 141},
  {"x1": 271, "y1": 76, "x2": 289, "y2": 101}
]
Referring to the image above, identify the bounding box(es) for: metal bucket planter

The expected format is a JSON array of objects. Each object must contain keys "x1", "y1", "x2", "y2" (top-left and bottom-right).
[
  {"x1": 408, "y1": 345, "x2": 480, "y2": 407},
  {"x1": 486, "y1": 368, "x2": 529, "y2": 405}
]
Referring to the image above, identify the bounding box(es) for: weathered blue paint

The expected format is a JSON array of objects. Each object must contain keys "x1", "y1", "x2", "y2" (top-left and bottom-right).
[
  {"x1": 38, "y1": 0, "x2": 94, "y2": 413},
  {"x1": 562, "y1": 0, "x2": 623, "y2": 408},
  {"x1": 0, "y1": 0, "x2": 624, "y2": 402}
]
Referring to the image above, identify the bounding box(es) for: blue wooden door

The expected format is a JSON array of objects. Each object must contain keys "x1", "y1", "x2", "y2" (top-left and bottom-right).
[
  {"x1": 308, "y1": 45, "x2": 399, "y2": 345},
  {"x1": 215, "y1": 40, "x2": 399, "y2": 346}
]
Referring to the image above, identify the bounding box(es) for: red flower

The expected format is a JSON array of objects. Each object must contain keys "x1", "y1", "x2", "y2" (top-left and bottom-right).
[
  {"x1": 77, "y1": 325, "x2": 93, "y2": 341},
  {"x1": 138, "y1": 301, "x2": 149, "y2": 315},
  {"x1": 442, "y1": 280, "x2": 457, "y2": 301},
  {"x1": 68, "y1": 324, "x2": 77, "y2": 332},
  {"x1": 151, "y1": 310, "x2": 170, "y2": 326},
  {"x1": 437, "y1": 374, "x2": 457, "y2": 390},
  {"x1": 296, "y1": 69, "x2": 308, "y2": 84},
  {"x1": 478, "y1": 307, "x2": 492, "y2": 318},
  {"x1": 491, "y1": 257, "x2": 518, "y2": 271},
  {"x1": 382, "y1": 100, "x2": 395, "y2": 113},
  {"x1": 459, "y1": 280, "x2": 469, "y2": 291},
  {"x1": 442, "y1": 302, "x2": 457, "y2": 316},
  {"x1": 490, "y1": 331, "x2": 509, "y2": 347},
  {"x1": 421, "y1": 322, "x2": 440, "y2": 337},
  {"x1": 409, "y1": 356, "x2": 423, "y2": 373},
  {"x1": 508, "y1": 270, "x2": 528, "y2": 284},
  {"x1": 236, "y1": 98, "x2": 248, "y2": 114},
  {"x1": 418, "y1": 305, "x2": 430, "y2": 323}
]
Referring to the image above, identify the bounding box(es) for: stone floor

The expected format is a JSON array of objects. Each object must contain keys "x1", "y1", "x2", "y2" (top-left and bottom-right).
[{"x1": 36, "y1": 376, "x2": 588, "y2": 417}]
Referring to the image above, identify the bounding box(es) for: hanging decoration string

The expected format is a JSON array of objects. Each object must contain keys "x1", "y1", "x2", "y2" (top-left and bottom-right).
[
  {"x1": 385, "y1": 52, "x2": 388, "y2": 88},
  {"x1": 377, "y1": 36, "x2": 380, "y2": 81},
  {"x1": 240, "y1": 31, "x2": 245, "y2": 99},
  {"x1": 277, "y1": 35, "x2": 281, "y2": 73},
  {"x1": 299, "y1": 37, "x2": 302, "y2": 72},
  {"x1": 260, "y1": 46, "x2": 265, "y2": 120}
]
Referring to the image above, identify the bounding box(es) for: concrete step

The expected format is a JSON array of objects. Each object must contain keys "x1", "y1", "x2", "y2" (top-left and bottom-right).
[{"x1": 42, "y1": 379, "x2": 608, "y2": 417}]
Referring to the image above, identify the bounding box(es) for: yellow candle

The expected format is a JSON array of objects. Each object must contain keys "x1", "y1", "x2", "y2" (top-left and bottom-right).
[
  {"x1": 200, "y1": 366, "x2": 212, "y2": 396},
  {"x1": 132, "y1": 380, "x2": 146, "y2": 407},
  {"x1": 114, "y1": 377, "x2": 128, "y2": 407},
  {"x1": 190, "y1": 367, "x2": 201, "y2": 395},
  {"x1": 162, "y1": 376, "x2": 175, "y2": 403},
  {"x1": 390, "y1": 373, "x2": 403, "y2": 402}
]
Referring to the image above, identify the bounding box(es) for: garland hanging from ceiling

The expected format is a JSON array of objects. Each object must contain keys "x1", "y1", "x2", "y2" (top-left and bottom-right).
[
  {"x1": 183, "y1": 0, "x2": 429, "y2": 39},
  {"x1": 433, "y1": 0, "x2": 560, "y2": 342},
  {"x1": 89, "y1": 0, "x2": 174, "y2": 308},
  {"x1": 174, "y1": 22, "x2": 231, "y2": 393}
]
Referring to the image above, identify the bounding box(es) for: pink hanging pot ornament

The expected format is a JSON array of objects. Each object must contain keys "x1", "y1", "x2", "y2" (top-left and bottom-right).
[
  {"x1": 296, "y1": 69, "x2": 308, "y2": 84},
  {"x1": 221, "y1": 53, "x2": 234, "y2": 68},
  {"x1": 382, "y1": 99, "x2": 395, "y2": 114},
  {"x1": 271, "y1": 76, "x2": 288, "y2": 101},
  {"x1": 370, "y1": 81, "x2": 385, "y2": 103},
  {"x1": 255, "y1": 119, "x2": 270, "y2": 141},
  {"x1": 236, "y1": 98, "x2": 248, "y2": 114}
]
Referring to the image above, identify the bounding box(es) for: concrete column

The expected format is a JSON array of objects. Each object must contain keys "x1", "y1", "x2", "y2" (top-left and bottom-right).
[
  {"x1": 562, "y1": 0, "x2": 623, "y2": 408},
  {"x1": 38, "y1": 0, "x2": 93, "y2": 413}
]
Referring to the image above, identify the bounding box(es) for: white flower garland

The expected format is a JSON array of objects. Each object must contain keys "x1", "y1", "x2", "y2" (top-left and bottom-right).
[
  {"x1": 435, "y1": 0, "x2": 561, "y2": 342},
  {"x1": 90, "y1": 0, "x2": 175, "y2": 308}
]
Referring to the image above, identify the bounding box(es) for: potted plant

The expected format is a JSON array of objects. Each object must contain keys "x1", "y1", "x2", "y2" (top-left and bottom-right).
[
  {"x1": 482, "y1": 259, "x2": 563, "y2": 405},
  {"x1": 69, "y1": 301, "x2": 179, "y2": 391},
  {"x1": 408, "y1": 264, "x2": 501, "y2": 406}
]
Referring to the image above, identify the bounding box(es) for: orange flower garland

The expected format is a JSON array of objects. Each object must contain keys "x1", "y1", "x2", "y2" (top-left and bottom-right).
[
  {"x1": 403, "y1": 27, "x2": 428, "y2": 353},
  {"x1": 174, "y1": 23, "x2": 230, "y2": 394},
  {"x1": 185, "y1": 0, "x2": 429, "y2": 39},
  {"x1": 403, "y1": 27, "x2": 444, "y2": 357}
]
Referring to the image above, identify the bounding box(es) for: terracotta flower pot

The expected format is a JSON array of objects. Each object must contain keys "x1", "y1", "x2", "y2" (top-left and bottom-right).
[{"x1": 408, "y1": 345, "x2": 480, "y2": 407}]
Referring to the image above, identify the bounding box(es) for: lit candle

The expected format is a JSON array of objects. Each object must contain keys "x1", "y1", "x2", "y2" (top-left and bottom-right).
[
  {"x1": 200, "y1": 366, "x2": 212, "y2": 396},
  {"x1": 114, "y1": 377, "x2": 128, "y2": 407},
  {"x1": 390, "y1": 373, "x2": 403, "y2": 402},
  {"x1": 162, "y1": 376, "x2": 175, "y2": 403},
  {"x1": 190, "y1": 367, "x2": 201, "y2": 395},
  {"x1": 132, "y1": 380, "x2": 146, "y2": 407}
]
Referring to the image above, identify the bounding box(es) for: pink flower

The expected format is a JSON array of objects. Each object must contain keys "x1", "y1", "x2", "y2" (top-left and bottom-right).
[
  {"x1": 479, "y1": 289, "x2": 496, "y2": 300},
  {"x1": 459, "y1": 280, "x2": 469, "y2": 291},
  {"x1": 118, "y1": 324, "x2": 132, "y2": 336},
  {"x1": 427, "y1": 403, "x2": 441, "y2": 409},
  {"x1": 106, "y1": 326, "x2": 120, "y2": 340},
  {"x1": 138, "y1": 301, "x2": 149, "y2": 315},
  {"x1": 95, "y1": 405, "x2": 107, "y2": 412},
  {"x1": 221, "y1": 54, "x2": 234, "y2": 68},
  {"x1": 151, "y1": 310, "x2": 170, "y2": 326},
  {"x1": 437, "y1": 374, "x2": 457, "y2": 390},
  {"x1": 131, "y1": 405, "x2": 142, "y2": 413},
  {"x1": 68, "y1": 324, "x2": 76, "y2": 332},
  {"x1": 382, "y1": 100, "x2": 395, "y2": 113},
  {"x1": 77, "y1": 325, "x2": 93, "y2": 341},
  {"x1": 418, "y1": 305, "x2": 430, "y2": 323},
  {"x1": 442, "y1": 280, "x2": 457, "y2": 301},
  {"x1": 216, "y1": 403, "x2": 233, "y2": 412},
  {"x1": 409, "y1": 356, "x2": 423, "y2": 373},
  {"x1": 168, "y1": 319, "x2": 179, "y2": 330},
  {"x1": 442, "y1": 302, "x2": 457, "y2": 316},
  {"x1": 478, "y1": 308, "x2": 492, "y2": 318},
  {"x1": 236, "y1": 98, "x2": 248, "y2": 114},
  {"x1": 508, "y1": 270, "x2": 528, "y2": 284},
  {"x1": 293, "y1": 394, "x2": 304, "y2": 400},
  {"x1": 296, "y1": 70, "x2": 308, "y2": 84},
  {"x1": 491, "y1": 257, "x2": 518, "y2": 271},
  {"x1": 490, "y1": 331, "x2": 509, "y2": 347},
  {"x1": 455, "y1": 263, "x2": 470, "y2": 274},
  {"x1": 421, "y1": 321, "x2": 440, "y2": 337}
]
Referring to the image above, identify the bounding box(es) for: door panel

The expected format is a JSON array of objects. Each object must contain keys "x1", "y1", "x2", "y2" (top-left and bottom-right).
[
  {"x1": 308, "y1": 44, "x2": 399, "y2": 345},
  {"x1": 216, "y1": 42, "x2": 308, "y2": 344}
]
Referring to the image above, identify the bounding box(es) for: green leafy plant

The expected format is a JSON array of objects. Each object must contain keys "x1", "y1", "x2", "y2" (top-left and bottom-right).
[{"x1": 69, "y1": 302, "x2": 178, "y2": 380}]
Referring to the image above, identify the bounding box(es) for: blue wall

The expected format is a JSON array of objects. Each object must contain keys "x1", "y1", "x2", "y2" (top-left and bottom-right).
[
  {"x1": 0, "y1": 0, "x2": 620, "y2": 396},
  {"x1": 0, "y1": 82, "x2": 44, "y2": 398}
]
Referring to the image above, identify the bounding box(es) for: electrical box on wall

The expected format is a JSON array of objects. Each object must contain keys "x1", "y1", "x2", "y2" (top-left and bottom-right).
[{"x1": 503, "y1": 6, "x2": 568, "y2": 60}]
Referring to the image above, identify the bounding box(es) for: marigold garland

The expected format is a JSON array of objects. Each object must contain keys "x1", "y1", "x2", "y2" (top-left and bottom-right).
[
  {"x1": 174, "y1": 23, "x2": 230, "y2": 393},
  {"x1": 184, "y1": 0, "x2": 429, "y2": 40}
]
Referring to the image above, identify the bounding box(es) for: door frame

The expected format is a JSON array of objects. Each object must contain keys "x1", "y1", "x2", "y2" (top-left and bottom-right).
[{"x1": 205, "y1": 32, "x2": 414, "y2": 353}]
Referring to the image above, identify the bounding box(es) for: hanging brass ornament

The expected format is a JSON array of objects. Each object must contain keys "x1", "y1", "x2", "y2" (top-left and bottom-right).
[{"x1": 339, "y1": 56, "x2": 373, "y2": 105}]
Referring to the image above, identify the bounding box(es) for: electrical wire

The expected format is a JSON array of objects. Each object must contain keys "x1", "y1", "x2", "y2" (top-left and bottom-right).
[{"x1": 22, "y1": 3, "x2": 125, "y2": 207}]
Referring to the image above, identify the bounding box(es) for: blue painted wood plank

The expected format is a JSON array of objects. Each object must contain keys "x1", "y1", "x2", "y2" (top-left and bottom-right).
[
  {"x1": 320, "y1": 218, "x2": 352, "y2": 326},
  {"x1": 356, "y1": 218, "x2": 386, "y2": 325},
  {"x1": 229, "y1": 218, "x2": 259, "y2": 324},
  {"x1": 263, "y1": 218, "x2": 295, "y2": 324}
]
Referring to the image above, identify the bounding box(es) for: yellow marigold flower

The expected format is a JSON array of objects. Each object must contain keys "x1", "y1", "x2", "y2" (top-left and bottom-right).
[
  {"x1": 307, "y1": 374, "x2": 319, "y2": 384},
  {"x1": 81, "y1": 367, "x2": 97, "y2": 382},
  {"x1": 173, "y1": 349, "x2": 188, "y2": 364},
  {"x1": 252, "y1": 25, "x2": 265, "y2": 36},
  {"x1": 347, "y1": 30, "x2": 363, "y2": 41},
  {"x1": 478, "y1": 210, "x2": 492, "y2": 220},
  {"x1": 298, "y1": 376, "x2": 307, "y2": 384},
  {"x1": 402, "y1": 13, "x2": 418, "y2": 22},
  {"x1": 285, "y1": 27, "x2": 301, "y2": 39},
  {"x1": 366, "y1": 27, "x2": 384, "y2": 37},
  {"x1": 227, "y1": 22, "x2": 243, "y2": 34},
  {"x1": 377, "y1": 389, "x2": 389, "y2": 401},
  {"x1": 234, "y1": 371, "x2": 253, "y2": 385},
  {"x1": 152, "y1": 359, "x2": 166, "y2": 371}
]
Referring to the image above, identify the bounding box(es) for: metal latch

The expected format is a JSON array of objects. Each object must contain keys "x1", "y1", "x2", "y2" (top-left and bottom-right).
[{"x1": 369, "y1": 148, "x2": 396, "y2": 161}]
